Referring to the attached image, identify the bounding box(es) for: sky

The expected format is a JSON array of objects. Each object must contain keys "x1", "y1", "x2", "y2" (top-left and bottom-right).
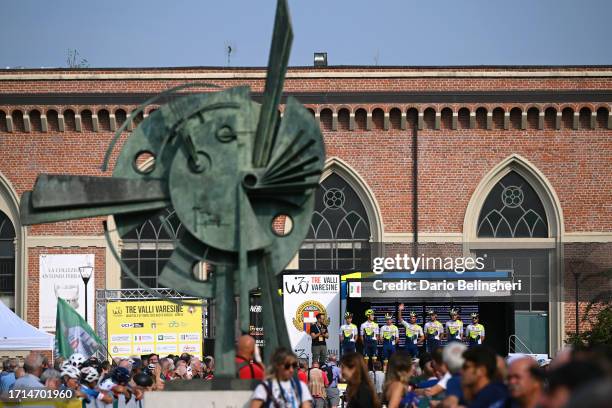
[{"x1": 1, "y1": 0, "x2": 611, "y2": 69}]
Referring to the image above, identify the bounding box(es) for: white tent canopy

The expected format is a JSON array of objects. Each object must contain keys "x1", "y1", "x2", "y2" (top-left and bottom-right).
[{"x1": 0, "y1": 300, "x2": 54, "y2": 350}]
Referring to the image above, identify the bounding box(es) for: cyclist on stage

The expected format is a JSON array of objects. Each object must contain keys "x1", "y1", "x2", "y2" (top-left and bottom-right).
[
  {"x1": 360, "y1": 309, "x2": 379, "y2": 364},
  {"x1": 445, "y1": 307, "x2": 464, "y2": 343},
  {"x1": 465, "y1": 312, "x2": 486, "y2": 347},
  {"x1": 423, "y1": 310, "x2": 443, "y2": 353},
  {"x1": 379, "y1": 313, "x2": 400, "y2": 369},
  {"x1": 398, "y1": 303, "x2": 424, "y2": 358},
  {"x1": 339, "y1": 312, "x2": 358, "y2": 355}
]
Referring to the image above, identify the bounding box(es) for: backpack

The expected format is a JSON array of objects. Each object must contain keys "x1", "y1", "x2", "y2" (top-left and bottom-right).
[
  {"x1": 323, "y1": 365, "x2": 335, "y2": 385},
  {"x1": 261, "y1": 377, "x2": 303, "y2": 408},
  {"x1": 236, "y1": 356, "x2": 255, "y2": 378}
]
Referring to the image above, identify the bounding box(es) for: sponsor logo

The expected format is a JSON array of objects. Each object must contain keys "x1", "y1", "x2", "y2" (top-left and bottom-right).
[
  {"x1": 180, "y1": 344, "x2": 200, "y2": 353},
  {"x1": 179, "y1": 333, "x2": 200, "y2": 342},
  {"x1": 122, "y1": 322, "x2": 145, "y2": 329},
  {"x1": 157, "y1": 334, "x2": 177, "y2": 342},
  {"x1": 292, "y1": 300, "x2": 328, "y2": 332},
  {"x1": 110, "y1": 334, "x2": 131, "y2": 343},
  {"x1": 133, "y1": 344, "x2": 154, "y2": 354},
  {"x1": 250, "y1": 305, "x2": 262, "y2": 313},
  {"x1": 157, "y1": 344, "x2": 178, "y2": 353},
  {"x1": 133, "y1": 334, "x2": 154, "y2": 343},
  {"x1": 285, "y1": 276, "x2": 309, "y2": 294},
  {"x1": 111, "y1": 306, "x2": 123, "y2": 316},
  {"x1": 111, "y1": 345, "x2": 131, "y2": 355}
]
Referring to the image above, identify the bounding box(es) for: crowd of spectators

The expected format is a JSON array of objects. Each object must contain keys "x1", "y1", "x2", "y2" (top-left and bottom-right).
[
  {"x1": 247, "y1": 341, "x2": 611, "y2": 408},
  {"x1": 0, "y1": 351, "x2": 216, "y2": 407},
  {"x1": 0, "y1": 339, "x2": 609, "y2": 407}
]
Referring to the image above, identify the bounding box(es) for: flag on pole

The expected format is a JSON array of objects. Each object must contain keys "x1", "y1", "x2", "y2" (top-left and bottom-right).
[{"x1": 55, "y1": 297, "x2": 102, "y2": 358}]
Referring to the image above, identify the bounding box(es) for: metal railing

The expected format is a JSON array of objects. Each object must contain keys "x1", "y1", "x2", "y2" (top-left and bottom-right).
[{"x1": 508, "y1": 334, "x2": 534, "y2": 354}]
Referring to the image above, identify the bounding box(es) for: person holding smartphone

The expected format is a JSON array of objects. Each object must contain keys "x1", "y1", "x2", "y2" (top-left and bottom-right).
[{"x1": 309, "y1": 313, "x2": 329, "y2": 366}]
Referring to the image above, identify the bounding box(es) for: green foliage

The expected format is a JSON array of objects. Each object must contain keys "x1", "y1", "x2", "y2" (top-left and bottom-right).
[
  {"x1": 566, "y1": 264, "x2": 612, "y2": 347},
  {"x1": 566, "y1": 303, "x2": 612, "y2": 347}
]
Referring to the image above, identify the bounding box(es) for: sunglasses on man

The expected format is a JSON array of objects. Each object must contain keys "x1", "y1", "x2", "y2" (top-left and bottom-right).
[{"x1": 284, "y1": 361, "x2": 299, "y2": 370}]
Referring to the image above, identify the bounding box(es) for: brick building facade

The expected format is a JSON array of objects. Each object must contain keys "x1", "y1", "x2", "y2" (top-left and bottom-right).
[{"x1": 0, "y1": 66, "x2": 611, "y2": 355}]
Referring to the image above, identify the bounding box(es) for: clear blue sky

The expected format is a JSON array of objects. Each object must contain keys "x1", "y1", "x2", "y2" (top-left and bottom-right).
[{"x1": 2, "y1": 0, "x2": 611, "y2": 68}]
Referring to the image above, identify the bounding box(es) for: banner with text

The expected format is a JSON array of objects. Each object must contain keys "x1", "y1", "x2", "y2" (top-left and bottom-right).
[
  {"x1": 249, "y1": 293, "x2": 264, "y2": 350},
  {"x1": 106, "y1": 300, "x2": 203, "y2": 359},
  {"x1": 283, "y1": 274, "x2": 340, "y2": 364},
  {"x1": 39, "y1": 254, "x2": 95, "y2": 332}
]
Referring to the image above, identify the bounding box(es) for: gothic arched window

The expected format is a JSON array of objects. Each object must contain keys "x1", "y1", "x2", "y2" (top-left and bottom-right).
[
  {"x1": 0, "y1": 211, "x2": 16, "y2": 310},
  {"x1": 299, "y1": 173, "x2": 371, "y2": 270},
  {"x1": 477, "y1": 171, "x2": 548, "y2": 238},
  {"x1": 121, "y1": 208, "x2": 183, "y2": 288}
]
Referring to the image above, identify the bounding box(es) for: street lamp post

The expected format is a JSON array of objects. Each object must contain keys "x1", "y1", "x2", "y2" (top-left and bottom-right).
[
  {"x1": 569, "y1": 261, "x2": 582, "y2": 337},
  {"x1": 79, "y1": 265, "x2": 93, "y2": 323}
]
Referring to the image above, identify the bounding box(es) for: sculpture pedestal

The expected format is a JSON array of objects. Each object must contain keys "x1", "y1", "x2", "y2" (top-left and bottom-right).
[{"x1": 144, "y1": 379, "x2": 257, "y2": 408}]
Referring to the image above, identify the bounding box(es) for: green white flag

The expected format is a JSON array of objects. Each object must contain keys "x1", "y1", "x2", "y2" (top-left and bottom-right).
[{"x1": 55, "y1": 297, "x2": 102, "y2": 358}]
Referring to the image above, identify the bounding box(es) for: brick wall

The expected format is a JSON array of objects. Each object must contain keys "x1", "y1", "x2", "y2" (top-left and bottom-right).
[{"x1": 0, "y1": 66, "x2": 610, "y2": 338}]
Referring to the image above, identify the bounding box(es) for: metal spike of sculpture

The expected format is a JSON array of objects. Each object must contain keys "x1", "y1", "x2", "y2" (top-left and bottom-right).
[{"x1": 20, "y1": 0, "x2": 325, "y2": 377}]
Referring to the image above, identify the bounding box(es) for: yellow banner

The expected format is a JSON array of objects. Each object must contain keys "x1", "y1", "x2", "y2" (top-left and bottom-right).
[{"x1": 106, "y1": 300, "x2": 203, "y2": 359}]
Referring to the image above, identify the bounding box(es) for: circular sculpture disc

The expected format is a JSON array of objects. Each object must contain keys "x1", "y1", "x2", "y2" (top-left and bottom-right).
[
  {"x1": 111, "y1": 86, "x2": 324, "y2": 287},
  {"x1": 169, "y1": 106, "x2": 255, "y2": 251}
]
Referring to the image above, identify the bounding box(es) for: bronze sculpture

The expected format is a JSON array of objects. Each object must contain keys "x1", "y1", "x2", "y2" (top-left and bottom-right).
[{"x1": 20, "y1": 0, "x2": 325, "y2": 377}]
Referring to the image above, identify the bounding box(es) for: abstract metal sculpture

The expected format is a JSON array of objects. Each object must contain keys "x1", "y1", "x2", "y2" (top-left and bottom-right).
[{"x1": 20, "y1": 0, "x2": 325, "y2": 377}]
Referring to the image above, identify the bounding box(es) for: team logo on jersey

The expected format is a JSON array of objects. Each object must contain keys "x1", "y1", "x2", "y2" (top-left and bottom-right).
[{"x1": 292, "y1": 300, "x2": 329, "y2": 332}]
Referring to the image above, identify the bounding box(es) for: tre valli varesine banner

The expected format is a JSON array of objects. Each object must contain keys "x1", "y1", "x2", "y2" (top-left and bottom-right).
[
  {"x1": 283, "y1": 274, "x2": 340, "y2": 363},
  {"x1": 106, "y1": 300, "x2": 203, "y2": 358}
]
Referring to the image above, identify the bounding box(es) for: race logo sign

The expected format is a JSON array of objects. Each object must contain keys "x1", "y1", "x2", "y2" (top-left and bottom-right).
[{"x1": 283, "y1": 274, "x2": 340, "y2": 364}]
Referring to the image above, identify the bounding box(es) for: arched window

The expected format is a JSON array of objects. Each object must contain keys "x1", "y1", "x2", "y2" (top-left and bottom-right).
[
  {"x1": 29, "y1": 110, "x2": 42, "y2": 132},
  {"x1": 423, "y1": 108, "x2": 436, "y2": 129},
  {"x1": 338, "y1": 109, "x2": 350, "y2": 131},
  {"x1": 440, "y1": 108, "x2": 452, "y2": 129},
  {"x1": 355, "y1": 109, "x2": 367, "y2": 131},
  {"x1": 0, "y1": 211, "x2": 16, "y2": 310},
  {"x1": 115, "y1": 109, "x2": 127, "y2": 128},
  {"x1": 81, "y1": 109, "x2": 94, "y2": 132},
  {"x1": 319, "y1": 109, "x2": 333, "y2": 131},
  {"x1": 372, "y1": 108, "x2": 384, "y2": 130},
  {"x1": 120, "y1": 208, "x2": 183, "y2": 288},
  {"x1": 98, "y1": 109, "x2": 111, "y2": 131},
  {"x1": 492, "y1": 108, "x2": 504, "y2": 130},
  {"x1": 389, "y1": 108, "x2": 401, "y2": 130},
  {"x1": 458, "y1": 108, "x2": 470, "y2": 129},
  {"x1": 544, "y1": 108, "x2": 557, "y2": 130},
  {"x1": 477, "y1": 171, "x2": 548, "y2": 238},
  {"x1": 47, "y1": 110, "x2": 60, "y2": 132},
  {"x1": 510, "y1": 108, "x2": 522, "y2": 129},
  {"x1": 0, "y1": 110, "x2": 7, "y2": 132},
  {"x1": 475, "y1": 107, "x2": 487, "y2": 129},
  {"x1": 299, "y1": 173, "x2": 371, "y2": 271}
]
